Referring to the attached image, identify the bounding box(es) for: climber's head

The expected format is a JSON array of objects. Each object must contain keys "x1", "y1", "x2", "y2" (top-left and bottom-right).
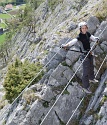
[{"x1": 78, "y1": 22, "x2": 88, "y2": 34}]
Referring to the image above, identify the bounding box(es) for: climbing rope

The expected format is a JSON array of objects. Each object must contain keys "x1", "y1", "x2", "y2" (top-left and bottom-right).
[
  {"x1": 66, "y1": 55, "x2": 107, "y2": 125},
  {"x1": 0, "y1": 0, "x2": 88, "y2": 121}
]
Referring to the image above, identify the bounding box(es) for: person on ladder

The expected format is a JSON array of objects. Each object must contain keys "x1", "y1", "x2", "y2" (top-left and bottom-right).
[{"x1": 62, "y1": 22, "x2": 99, "y2": 94}]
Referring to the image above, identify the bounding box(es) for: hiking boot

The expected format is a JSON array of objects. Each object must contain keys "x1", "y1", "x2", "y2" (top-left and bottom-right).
[
  {"x1": 89, "y1": 79, "x2": 99, "y2": 83},
  {"x1": 83, "y1": 88, "x2": 92, "y2": 94}
]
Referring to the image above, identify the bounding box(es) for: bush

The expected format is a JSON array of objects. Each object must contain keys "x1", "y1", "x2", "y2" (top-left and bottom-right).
[
  {"x1": 0, "y1": 95, "x2": 8, "y2": 110},
  {"x1": 95, "y1": 0, "x2": 107, "y2": 21},
  {"x1": 3, "y1": 58, "x2": 44, "y2": 103}
]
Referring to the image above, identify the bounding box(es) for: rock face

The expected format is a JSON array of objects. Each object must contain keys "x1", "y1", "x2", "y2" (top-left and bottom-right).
[
  {"x1": 80, "y1": 70, "x2": 107, "y2": 125},
  {"x1": 95, "y1": 101, "x2": 107, "y2": 125},
  {"x1": 95, "y1": 21, "x2": 107, "y2": 42},
  {"x1": 3, "y1": 83, "x2": 83, "y2": 125},
  {"x1": 0, "y1": 0, "x2": 107, "y2": 125},
  {"x1": 67, "y1": 22, "x2": 77, "y2": 32},
  {"x1": 48, "y1": 64, "x2": 73, "y2": 86},
  {"x1": 87, "y1": 16, "x2": 100, "y2": 34}
]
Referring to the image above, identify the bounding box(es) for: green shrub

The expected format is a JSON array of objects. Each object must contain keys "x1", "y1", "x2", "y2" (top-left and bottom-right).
[
  {"x1": 0, "y1": 101, "x2": 5, "y2": 110},
  {"x1": 3, "y1": 58, "x2": 44, "y2": 103},
  {"x1": 0, "y1": 95, "x2": 8, "y2": 110},
  {"x1": 95, "y1": 0, "x2": 107, "y2": 21}
]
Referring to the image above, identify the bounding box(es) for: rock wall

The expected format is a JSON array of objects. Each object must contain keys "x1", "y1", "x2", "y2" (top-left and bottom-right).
[{"x1": 0, "y1": 0, "x2": 107, "y2": 125}]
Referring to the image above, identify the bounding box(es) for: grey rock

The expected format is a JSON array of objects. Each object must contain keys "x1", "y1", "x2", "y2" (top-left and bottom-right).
[
  {"x1": 84, "y1": 115, "x2": 93, "y2": 125},
  {"x1": 63, "y1": 68, "x2": 73, "y2": 81},
  {"x1": 30, "y1": 85, "x2": 54, "y2": 102},
  {"x1": 20, "y1": 100, "x2": 48, "y2": 125},
  {"x1": 42, "y1": 2, "x2": 48, "y2": 20},
  {"x1": 93, "y1": 45, "x2": 104, "y2": 55},
  {"x1": 58, "y1": 38, "x2": 72, "y2": 46},
  {"x1": 73, "y1": 60, "x2": 83, "y2": 79},
  {"x1": 20, "y1": 101, "x2": 60, "y2": 125},
  {"x1": 29, "y1": 84, "x2": 43, "y2": 92},
  {"x1": 48, "y1": 76, "x2": 61, "y2": 87},
  {"x1": 48, "y1": 64, "x2": 73, "y2": 86},
  {"x1": 66, "y1": 49, "x2": 80, "y2": 66},
  {"x1": 41, "y1": 111, "x2": 60, "y2": 125},
  {"x1": 46, "y1": 59, "x2": 61, "y2": 70},
  {"x1": 44, "y1": 51, "x2": 64, "y2": 70},
  {"x1": 34, "y1": 37, "x2": 42, "y2": 44},
  {"x1": 95, "y1": 101, "x2": 107, "y2": 125},
  {"x1": 54, "y1": 85, "x2": 83, "y2": 123},
  {"x1": 81, "y1": 69, "x2": 107, "y2": 125},
  {"x1": 52, "y1": 46, "x2": 67, "y2": 58},
  {"x1": 40, "y1": 38, "x2": 72, "y2": 70},
  {"x1": 95, "y1": 21, "x2": 107, "y2": 42},
  {"x1": 103, "y1": 86, "x2": 107, "y2": 96},
  {"x1": 87, "y1": 16, "x2": 100, "y2": 34},
  {"x1": 100, "y1": 41, "x2": 107, "y2": 53},
  {"x1": 102, "y1": 41, "x2": 107, "y2": 46},
  {"x1": 1, "y1": 1, "x2": 107, "y2": 125},
  {"x1": 40, "y1": 86, "x2": 54, "y2": 101},
  {"x1": 40, "y1": 69, "x2": 54, "y2": 84},
  {"x1": 90, "y1": 70, "x2": 107, "y2": 111},
  {"x1": 67, "y1": 22, "x2": 77, "y2": 32},
  {"x1": 6, "y1": 104, "x2": 26, "y2": 125}
]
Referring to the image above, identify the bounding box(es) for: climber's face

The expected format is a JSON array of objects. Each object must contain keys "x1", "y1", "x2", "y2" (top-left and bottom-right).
[{"x1": 81, "y1": 25, "x2": 88, "y2": 34}]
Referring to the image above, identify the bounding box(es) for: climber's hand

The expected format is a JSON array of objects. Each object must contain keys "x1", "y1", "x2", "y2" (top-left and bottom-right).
[
  {"x1": 95, "y1": 37, "x2": 100, "y2": 44},
  {"x1": 60, "y1": 44, "x2": 69, "y2": 50}
]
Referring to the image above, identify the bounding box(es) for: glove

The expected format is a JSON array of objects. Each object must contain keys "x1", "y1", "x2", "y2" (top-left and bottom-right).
[
  {"x1": 60, "y1": 44, "x2": 69, "y2": 50},
  {"x1": 95, "y1": 37, "x2": 99, "y2": 41},
  {"x1": 95, "y1": 37, "x2": 100, "y2": 44},
  {"x1": 60, "y1": 44, "x2": 66, "y2": 48}
]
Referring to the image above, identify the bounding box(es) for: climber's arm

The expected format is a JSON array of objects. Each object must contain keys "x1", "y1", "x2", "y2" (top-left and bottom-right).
[
  {"x1": 90, "y1": 35, "x2": 99, "y2": 42},
  {"x1": 61, "y1": 38, "x2": 78, "y2": 49}
]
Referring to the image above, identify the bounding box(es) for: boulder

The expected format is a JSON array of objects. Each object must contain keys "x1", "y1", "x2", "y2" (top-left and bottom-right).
[
  {"x1": 20, "y1": 100, "x2": 48, "y2": 125},
  {"x1": 40, "y1": 111, "x2": 60, "y2": 125},
  {"x1": 54, "y1": 85, "x2": 83, "y2": 123},
  {"x1": 48, "y1": 64, "x2": 73, "y2": 86},
  {"x1": 66, "y1": 50, "x2": 80, "y2": 66},
  {"x1": 94, "y1": 46, "x2": 104, "y2": 55},
  {"x1": 95, "y1": 101, "x2": 107, "y2": 125},
  {"x1": 100, "y1": 41, "x2": 107, "y2": 53},
  {"x1": 67, "y1": 22, "x2": 77, "y2": 32},
  {"x1": 95, "y1": 21, "x2": 107, "y2": 42},
  {"x1": 40, "y1": 69, "x2": 54, "y2": 84},
  {"x1": 73, "y1": 60, "x2": 83, "y2": 79},
  {"x1": 40, "y1": 86, "x2": 54, "y2": 101},
  {"x1": 43, "y1": 38, "x2": 72, "y2": 70},
  {"x1": 87, "y1": 16, "x2": 100, "y2": 34},
  {"x1": 44, "y1": 51, "x2": 64, "y2": 70},
  {"x1": 84, "y1": 115, "x2": 93, "y2": 125},
  {"x1": 6, "y1": 104, "x2": 27, "y2": 125}
]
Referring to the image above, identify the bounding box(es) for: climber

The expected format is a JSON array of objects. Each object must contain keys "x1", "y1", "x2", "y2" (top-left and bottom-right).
[{"x1": 61, "y1": 22, "x2": 99, "y2": 94}]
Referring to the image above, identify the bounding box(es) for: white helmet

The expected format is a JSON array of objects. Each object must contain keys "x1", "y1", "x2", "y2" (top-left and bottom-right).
[{"x1": 78, "y1": 22, "x2": 88, "y2": 29}]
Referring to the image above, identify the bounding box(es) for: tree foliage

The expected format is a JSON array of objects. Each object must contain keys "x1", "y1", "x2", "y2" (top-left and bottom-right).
[{"x1": 3, "y1": 59, "x2": 44, "y2": 103}]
